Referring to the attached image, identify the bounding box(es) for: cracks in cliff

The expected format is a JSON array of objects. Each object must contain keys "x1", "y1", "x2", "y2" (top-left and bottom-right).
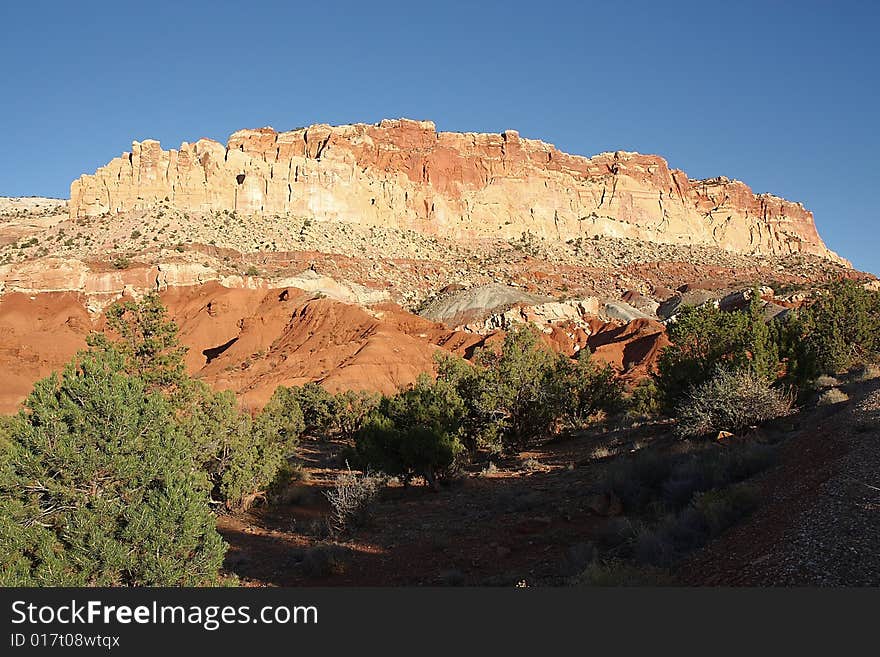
[
  {"x1": 711, "y1": 215, "x2": 733, "y2": 243},
  {"x1": 313, "y1": 136, "x2": 331, "y2": 161},
  {"x1": 671, "y1": 174, "x2": 686, "y2": 205},
  {"x1": 656, "y1": 192, "x2": 670, "y2": 231},
  {"x1": 608, "y1": 176, "x2": 619, "y2": 206},
  {"x1": 750, "y1": 220, "x2": 765, "y2": 247},
  {"x1": 597, "y1": 159, "x2": 621, "y2": 209}
]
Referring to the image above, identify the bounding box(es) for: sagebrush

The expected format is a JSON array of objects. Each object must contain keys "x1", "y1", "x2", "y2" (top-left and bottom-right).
[{"x1": 675, "y1": 368, "x2": 793, "y2": 438}]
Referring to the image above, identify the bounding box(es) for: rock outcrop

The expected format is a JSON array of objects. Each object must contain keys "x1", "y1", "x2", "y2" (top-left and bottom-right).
[
  {"x1": 0, "y1": 283, "x2": 667, "y2": 413},
  {"x1": 0, "y1": 257, "x2": 388, "y2": 311},
  {"x1": 70, "y1": 119, "x2": 844, "y2": 262}
]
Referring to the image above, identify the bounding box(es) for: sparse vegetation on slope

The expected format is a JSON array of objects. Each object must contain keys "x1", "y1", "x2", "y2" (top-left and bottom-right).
[{"x1": 0, "y1": 260, "x2": 877, "y2": 587}]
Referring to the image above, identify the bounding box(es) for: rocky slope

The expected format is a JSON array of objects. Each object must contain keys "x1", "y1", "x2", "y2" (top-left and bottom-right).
[
  {"x1": 69, "y1": 119, "x2": 845, "y2": 262},
  {"x1": 0, "y1": 283, "x2": 667, "y2": 413},
  {"x1": 0, "y1": 119, "x2": 869, "y2": 415}
]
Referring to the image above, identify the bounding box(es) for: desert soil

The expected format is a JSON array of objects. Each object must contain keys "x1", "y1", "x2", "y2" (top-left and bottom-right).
[{"x1": 217, "y1": 378, "x2": 880, "y2": 587}]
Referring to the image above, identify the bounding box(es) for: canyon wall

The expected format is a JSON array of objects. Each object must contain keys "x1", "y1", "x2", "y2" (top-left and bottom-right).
[{"x1": 70, "y1": 118, "x2": 842, "y2": 262}]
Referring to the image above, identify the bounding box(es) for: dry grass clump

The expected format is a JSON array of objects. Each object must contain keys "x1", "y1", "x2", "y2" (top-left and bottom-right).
[
  {"x1": 324, "y1": 466, "x2": 383, "y2": 536},
  {"x1": 571, "y1": 559, "x2": 673, "y2": 586},
  {"x1": 590, "y1": 444, "x2": 616, "y2": 460},
  {"x1": 675, "y1": 368, "x2": 793, "y2": 438},
  {"x1": 818, "y1": 388, "x2": 849, "y2": 406},
  {"x1": 852, "y1": 363, "x2": 880, "y2": 382},
  {"x1": 301, "y1": 543, "x2": 350, "y2": 577},
  {"x1": 519, "y1": 457, "x2": 547, "y2": 472},
  {"x1": 815, "y1": 375, "x2": 841, "y2": 389}
]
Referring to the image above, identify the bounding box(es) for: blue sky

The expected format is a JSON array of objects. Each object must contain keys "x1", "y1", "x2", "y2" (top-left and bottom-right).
[{"x1": 1, "y1": 0, "x2": 877, "y2": 274}]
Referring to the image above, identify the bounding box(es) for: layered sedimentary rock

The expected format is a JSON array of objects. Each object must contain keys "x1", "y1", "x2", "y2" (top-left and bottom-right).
[
  {"x1": 0, "y1": 283, "x2": 666, "y2": 413},
  {"x1": 70, "y1": 118, "x2": 841, "y2": 261}
]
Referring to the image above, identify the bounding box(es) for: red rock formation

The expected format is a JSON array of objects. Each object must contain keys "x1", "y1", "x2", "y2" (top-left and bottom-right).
[
  {"x1": 0, "y1": 292, "x2": 91, "y2": 412},
  {"x1": 0, "y1": 284, "x2": 666, "y2": 413},
  {"x1": 69, "y1": 119, "x2": 843, "y2": 262}
]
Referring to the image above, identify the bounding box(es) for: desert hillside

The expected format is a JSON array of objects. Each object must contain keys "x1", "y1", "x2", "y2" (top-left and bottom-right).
[
  {"x1": 0, "y1": 120, "x2": 871, "y2": 413},
  {"x1": 2, "y1": 120, "x2": 878, "y2": 590}
]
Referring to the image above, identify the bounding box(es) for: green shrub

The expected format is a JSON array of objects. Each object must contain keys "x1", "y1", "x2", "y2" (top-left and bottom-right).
[
  {"x1": 770, "y1": 313, "x2": 819, "y2": 387},
  {"x1": 355, "y1": 376, "x2": 464, "y2": 487},
  {"x1": 628, "y1": 482, "x2": 760, "y2": 567},
  {"x1": 656, "y1": 292, "x2": 779, "y2": 409},
  {"x1": 263, "y1": 383, "x2": 376, "y2": 439},
  {"x1": 627, "y1": 379, "x2": 663, "y2": 420},
  {"x1": 601, "y1": 450, "x2": 678, "y2": 512},
  {"x1": 799, "y1": 280, "x2": 880, "y2": 375},
  {"x1": 0, "y1": 351, "x2": 225, "y2": 586},
  {"x1": 434, "y1": 352, "x2": 500, "y2": 453},
  {"x1": 267, "y1": 459, "x2": 310, "y2": 505},
  {"x1": 331, "y1": 389, "x2": 381, "y2": 442},
  {"x1": 600, "y1": 440, "x2": 776, "y2": 514},
  {"x1": 473, "y1": 326, "x2": 560, "y2": 447},
  {"x1": 258, "y1": 386, "x2": 306, "y2": 450},
  {"x1": 85, "y1": 295, "x2": 301, "y2": 511},
  {"x1": 289, "y1": 383, "x2": 337, "y2": 435},
  {"x1": 551, "y1": 349, "x2": 624, "y2": 429},
  {"x1": 85, "y1": 292, "x2": 189, "y2": 395},
  {"x1": 183, "y1": 385, "x2": 300, "y2": 510},
  {"x1": 436, "y1": 329, "x2": 627, "y2": 450},
  {"x1": 692, "y1": 483, "x2": 760, "y2": 536},
  {"x1": 0, "y1": 416, "x2": 13, "y2": 456},
  {"x1": 675, "y1": 368, "x2": 793, "y2": 438}
]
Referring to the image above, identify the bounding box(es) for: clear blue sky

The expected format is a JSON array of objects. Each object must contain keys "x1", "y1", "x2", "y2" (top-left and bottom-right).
[{"x1": 2, "y1": 0, "x2": 878, "y2": 274}]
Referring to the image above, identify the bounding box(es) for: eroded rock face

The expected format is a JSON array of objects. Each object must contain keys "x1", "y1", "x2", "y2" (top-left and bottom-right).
[
  {"x1": 0, "y1": 284, "x2": 665, "y2": 413},
  {"x1": 0, "y1": 258, "x2": 388, "y2": 310},
  {"x1": 70, "y1": 119, "x2": 843, "y2": 262}
]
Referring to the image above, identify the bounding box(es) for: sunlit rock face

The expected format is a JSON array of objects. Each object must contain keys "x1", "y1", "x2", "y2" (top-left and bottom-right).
[{"x1": 70, "y1": 118, "x2": 843, "y2": 263}]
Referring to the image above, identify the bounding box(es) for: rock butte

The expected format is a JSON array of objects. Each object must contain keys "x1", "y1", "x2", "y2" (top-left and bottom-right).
[{"x1": 70, "y1": 118, "x2": 844, "y2": 263}]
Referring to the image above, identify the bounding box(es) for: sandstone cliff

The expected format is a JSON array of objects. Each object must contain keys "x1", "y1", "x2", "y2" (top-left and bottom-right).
[{"x1": 69, "y1": 119, "x2": 843, "y2": 263}]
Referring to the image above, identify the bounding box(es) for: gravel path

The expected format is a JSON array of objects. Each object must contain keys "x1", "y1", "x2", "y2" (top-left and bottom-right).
[
  {"x1": 771, "y1": 386, "x2": 880, "y2": 585},
  {"x1": 678, "y1": 379, "x2": 880, "y2": 586}
]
